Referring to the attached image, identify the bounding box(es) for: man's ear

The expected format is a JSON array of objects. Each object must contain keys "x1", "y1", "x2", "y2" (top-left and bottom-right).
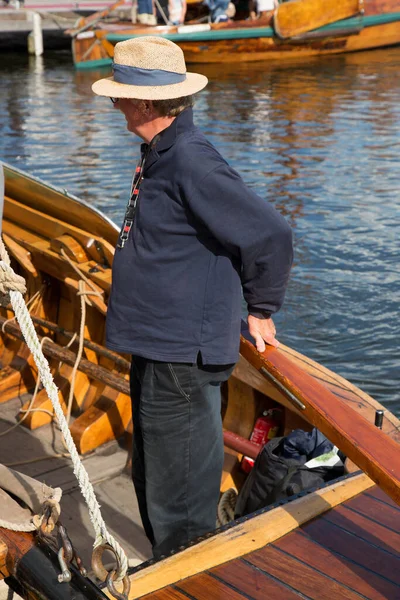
[
  {"x1": 143, "y1": 100, "x2": 153, "y2": 114},
  {"x1": 135, "y1": 100, "x2": 150, "y2": 115}
]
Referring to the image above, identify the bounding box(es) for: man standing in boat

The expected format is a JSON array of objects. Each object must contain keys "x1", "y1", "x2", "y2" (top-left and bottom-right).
[{"x1": 92, "y1": 37, "x2": 293, "y2": 560}]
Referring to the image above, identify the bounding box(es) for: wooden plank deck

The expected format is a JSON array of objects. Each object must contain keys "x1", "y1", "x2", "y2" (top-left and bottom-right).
[
  {"x1": 139, "y1": 486, "x2": 400, "y2": 599},
  {"x1": 0, "y1": 397, "x2": 152, "y2": 570}
]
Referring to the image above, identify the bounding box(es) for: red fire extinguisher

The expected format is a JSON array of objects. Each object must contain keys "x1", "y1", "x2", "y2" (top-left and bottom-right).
[{"x1": 241, "y1": 408, "x2": 282, "y2": 473}]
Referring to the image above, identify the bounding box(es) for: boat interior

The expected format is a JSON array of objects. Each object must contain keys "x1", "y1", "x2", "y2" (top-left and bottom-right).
[{"x1": 1, "y1": 163, "x2": 400, "y2": 599}]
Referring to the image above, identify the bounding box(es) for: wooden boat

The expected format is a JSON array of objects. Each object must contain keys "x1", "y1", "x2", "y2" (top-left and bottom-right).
[
  {"x1": 1, "y1": 161, "x2": 399, "y2": 599},
  {"x1": 70, "y1": 0, "x2": 400, "y2": 69}
]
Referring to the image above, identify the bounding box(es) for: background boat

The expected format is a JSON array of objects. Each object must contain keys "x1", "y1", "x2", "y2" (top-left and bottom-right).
[
  {"x1": 70, "y1": 0, "x2": 400, "y2": 68},
  {"x1": 1, "y1": 161, "x2": 399, "y2": 599}
]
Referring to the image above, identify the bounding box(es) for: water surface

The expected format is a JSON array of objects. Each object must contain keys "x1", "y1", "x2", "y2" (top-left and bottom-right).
[{"x1": 1, "y1": 47, "x2": 399, "y2": 416}]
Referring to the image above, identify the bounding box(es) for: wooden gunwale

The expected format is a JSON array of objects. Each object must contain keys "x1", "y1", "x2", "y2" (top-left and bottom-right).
[
  {"x1": 106, "y1": 14, "x2": 391, "y2": 43},
  {"x1": 3, "y1": 162, "x2": 119, "y2": 247},
  {"x1": 240, "y1": 336, "x2": 400, "y2": 506}
]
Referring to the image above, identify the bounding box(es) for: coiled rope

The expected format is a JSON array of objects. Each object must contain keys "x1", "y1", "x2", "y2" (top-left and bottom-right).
[
  {"x1": 0, "y1": 236, "x2": 128, "y2": 582},
  {"x1": 216, "y1": 487, "x2": 237, "y2": 527}
]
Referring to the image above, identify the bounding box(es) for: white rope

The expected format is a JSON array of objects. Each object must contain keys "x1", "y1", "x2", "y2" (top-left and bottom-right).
[
  {"x1": 60, "y1": 248, "x2": 104, "y2": 302},
  {"x1": 0, "y1": 241, "x2": 128, "y2": 581},
  {"x1": 65, "y1": 280, "x2": 88, "y2": 424},
  {"x1": 0, "y1": 519, "x2": 37, "y2": 532}
]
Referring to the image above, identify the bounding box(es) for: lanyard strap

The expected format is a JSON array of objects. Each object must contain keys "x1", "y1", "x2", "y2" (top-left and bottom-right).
[
  {"x1": 117, "y1": 135, "x2": 160, "y2": 249},
  {"x1": 117, "y1": 159, "x2": 145, "y2": 249}
]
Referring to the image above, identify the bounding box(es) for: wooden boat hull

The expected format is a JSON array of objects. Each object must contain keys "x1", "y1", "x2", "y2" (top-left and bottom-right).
[
  {"x1": 72, "y1": 0, "x2": 400, "y2": 68},
  {"x1": 2, "y1": 474, "x2": 399, "y2": 599},
  {"x1": 1, "y1": 160, "x2": 400, "y2": 598},
  {"x1": 127, "y1": 476, "x2": 400, "y2": 599}
]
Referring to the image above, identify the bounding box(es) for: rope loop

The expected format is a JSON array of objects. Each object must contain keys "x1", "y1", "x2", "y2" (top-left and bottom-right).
[
  {"x1": 216, "y1": 487, "x2": 237, "y2": 527},
  {"x1": 0, "y1": 238, "x2": 27, "y2": 304},
  {"x1": 92, "y1": 542, "x2": 129, "y2": 586},
  {"x1": 0, "y1": 262, "x2": 27, "y2": 306}
]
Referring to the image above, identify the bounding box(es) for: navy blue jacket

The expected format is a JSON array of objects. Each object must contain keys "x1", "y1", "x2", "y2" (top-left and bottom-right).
[{"x1": 106, "y1": 108, "x2": 293, "y2": 364}]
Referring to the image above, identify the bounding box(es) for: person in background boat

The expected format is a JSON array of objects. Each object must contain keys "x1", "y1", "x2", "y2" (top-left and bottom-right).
[
  {"x1": 136, "y1": 0, "x2": 157, "y2": 25},
  {"x1": 91, "y1": 36, "x2": 293, "y2": 560},
  {"x1": 203, "y1": 0, "x2": 235, "y2": 22},
  {"x1": 249, "y1": 0, "x2": 276, "y2": 20},
  {"x1": 168, "y1": 0, "x2": 187, "y2": 24}
]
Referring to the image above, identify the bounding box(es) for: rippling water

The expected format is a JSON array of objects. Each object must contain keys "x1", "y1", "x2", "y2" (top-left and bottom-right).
[{"x1": 1, "y1": 47, "x2": 399, "y2": 416}]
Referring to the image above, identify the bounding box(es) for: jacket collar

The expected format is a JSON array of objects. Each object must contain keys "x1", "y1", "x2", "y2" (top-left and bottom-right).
[{"x1": 142, "y1": 107, "x2": 195, "y2": 171}]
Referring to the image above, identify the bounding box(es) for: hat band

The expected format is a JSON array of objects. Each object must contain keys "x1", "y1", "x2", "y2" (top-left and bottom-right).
[{"x1": 113, "y1": 63, "x2": 186, "y2": 86}]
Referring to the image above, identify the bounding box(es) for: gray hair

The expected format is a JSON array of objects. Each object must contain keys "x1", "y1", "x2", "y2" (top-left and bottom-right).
[{"x1": 152, "y1": 95, "x2": 195, "y2": 117}]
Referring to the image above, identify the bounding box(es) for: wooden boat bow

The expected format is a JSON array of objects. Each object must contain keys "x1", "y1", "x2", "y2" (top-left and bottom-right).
[{"x1": 240, "y1": 334, "x2": 400, "y2": 506}]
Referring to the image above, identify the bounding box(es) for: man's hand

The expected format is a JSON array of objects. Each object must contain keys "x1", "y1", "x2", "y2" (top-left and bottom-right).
[{"x1": 247, "y1": 315, "x2": 279, "y2": 352}]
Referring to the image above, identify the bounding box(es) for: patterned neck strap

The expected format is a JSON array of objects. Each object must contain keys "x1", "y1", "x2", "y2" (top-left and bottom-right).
[{"x1": 117, "y1": 135, "x2": 160, "y2": 249}]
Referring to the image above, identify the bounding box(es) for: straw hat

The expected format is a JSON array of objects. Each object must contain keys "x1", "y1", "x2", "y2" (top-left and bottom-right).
[{"x1": 92, "y1": 36, "x2": 208, "y2": 100}]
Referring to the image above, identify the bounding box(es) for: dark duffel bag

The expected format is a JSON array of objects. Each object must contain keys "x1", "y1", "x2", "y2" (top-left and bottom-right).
[{"x1": 235, "y1": 436, "x2": 344, "y2": 518}]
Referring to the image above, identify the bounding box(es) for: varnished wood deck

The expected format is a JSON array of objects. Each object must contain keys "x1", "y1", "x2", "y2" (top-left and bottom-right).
[{"x1": 138, "y1": 486, "x2": 400, "y2": 599}]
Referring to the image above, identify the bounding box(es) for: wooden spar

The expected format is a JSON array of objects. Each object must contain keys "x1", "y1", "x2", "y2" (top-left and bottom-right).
[
  {"x1": 0, "y1": 316, "x2": 130, "y2": 396},
  {"x1": 30, "y1": 314, "x2": 131, "y2": 372},
  {"x1": 240, "y1": 336, "x2": 400, "y2": 506},
  {"x1": 67, "y1": 0, "x2": 127, "y2": 36},
  {"x1": 274, "y1": 0, "x2": 361, "y2": 39},
  {"x1": 0, "y1": 528, "x2": 108, "y2": 599},
  {"x1": 0, "y1": 315, "x2": 260, "y2": 457},
  {"x1": 223, "y1": 430, "x2": 260, "y2": 459}
]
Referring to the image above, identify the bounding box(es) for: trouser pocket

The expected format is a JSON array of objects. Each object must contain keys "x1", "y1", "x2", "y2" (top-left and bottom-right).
[{"x1": 167, "y1": 363, "x2": 192, "y2": 401}]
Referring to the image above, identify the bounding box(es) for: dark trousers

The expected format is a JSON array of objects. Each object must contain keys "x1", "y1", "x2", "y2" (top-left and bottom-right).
[{"x1": 130, "y1": 356, "x2": 234, "y2": 559}]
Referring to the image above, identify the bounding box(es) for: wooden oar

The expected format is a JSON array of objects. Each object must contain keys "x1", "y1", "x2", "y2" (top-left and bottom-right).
[
  {"x1": 239, "y1": 333, "x2": 400, "y2": 506},
  {"x1": 0, "y1": 316, "x2": 130, "y2": 396},
  {"x1": 274, "y1": 0, "x2": 361, "y2": 39}
]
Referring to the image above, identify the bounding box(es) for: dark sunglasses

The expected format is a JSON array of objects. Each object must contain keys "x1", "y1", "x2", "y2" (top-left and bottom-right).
[{"x1": 109, "y1": 97, "x2": 119, "y2": 104}]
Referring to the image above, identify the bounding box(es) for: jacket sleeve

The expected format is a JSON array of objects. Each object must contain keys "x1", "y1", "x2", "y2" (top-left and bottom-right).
[{"x1": 186, "y1": 163, "x2": 293, "y2": 317}]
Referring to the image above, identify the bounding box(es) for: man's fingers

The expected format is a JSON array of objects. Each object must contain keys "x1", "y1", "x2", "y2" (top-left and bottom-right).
[
  {"x1": 248, "y1": 315, "x2": 279, "y2": 352},
  {"x1": 255, "y1": 335, "x2": 266, "y2": 353},
  {"x1": 255, "y1": 334, "x2": 279, "y2": 352},
  {"x1": 265, "y1": 335, "x2": 279, "y2": 349}
]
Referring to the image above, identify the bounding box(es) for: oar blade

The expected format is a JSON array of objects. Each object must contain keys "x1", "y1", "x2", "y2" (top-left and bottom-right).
[{"x1": 274, "y1": 0, "x2": 361, "y2": 39}]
